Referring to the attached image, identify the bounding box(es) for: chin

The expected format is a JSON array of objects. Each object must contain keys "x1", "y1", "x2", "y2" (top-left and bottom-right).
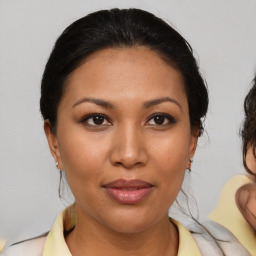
[
  {"x1": 108, "y1": 221, "x2": 152, "y2": 234},
  {"x1": 101, "y1": 208, "x2": 162, "y2": 234}
]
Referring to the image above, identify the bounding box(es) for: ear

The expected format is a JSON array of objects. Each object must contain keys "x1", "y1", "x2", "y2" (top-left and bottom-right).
[
  {"x1": 245, "y1": 146, "x2": 256, "y2": 175},
  {"x1": 44, "y1": 120, "x2": 64, "y2": 170},
  {"x1": 186, "y1": 126, "x2": 199, "y2": 169},
  {"x1": 189, "y1": 126, "x2": 199, "y2": 157}
]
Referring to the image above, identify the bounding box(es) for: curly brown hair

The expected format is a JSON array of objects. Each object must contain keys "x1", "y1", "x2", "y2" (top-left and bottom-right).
[{"x1": 241, "y1": 75, "x2": 256, "y2": 175}]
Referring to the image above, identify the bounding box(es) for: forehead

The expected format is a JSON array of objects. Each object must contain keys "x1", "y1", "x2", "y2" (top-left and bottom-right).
[{"x1": 62, "y1": 46, "x2": 187, "y2": 108}]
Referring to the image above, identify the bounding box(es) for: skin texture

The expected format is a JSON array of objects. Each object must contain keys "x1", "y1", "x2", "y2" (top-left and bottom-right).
[
  {"x1": 236, "y1": 146, "x2": 256, "y2": 230},
  {"x1": 245, "y1": 146, "x2": 256, "y2": 180},
  {"x1": 44, "y1": 47, "x2": 198, "y2": 256}
]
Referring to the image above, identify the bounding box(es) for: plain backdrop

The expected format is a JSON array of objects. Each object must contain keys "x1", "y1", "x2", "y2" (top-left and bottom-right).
[{"x1": 1, "y1": 0, "x2": 256, "y2": 245}]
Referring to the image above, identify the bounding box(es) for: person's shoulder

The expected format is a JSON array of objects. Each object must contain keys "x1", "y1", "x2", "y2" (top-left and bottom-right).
[
  {"x1": 188, "y1": 219, "x2": 251, "y2": 256},
  {"x1": 4, "y1": 236, "x2": 47, "y2": 256}
]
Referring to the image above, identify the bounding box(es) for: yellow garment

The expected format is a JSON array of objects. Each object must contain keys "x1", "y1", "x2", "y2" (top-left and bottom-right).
[
  {"x1": 43, "y1": 205, "x2": 201, "y2": 256},
  {"x1": 0, "y1": 240, "x2": 5, "y2": 252},
  {"x1": 172, "y1": 219, "x2": 201, "y2": 256},
  {"x1": 209, "y1": 175, "x2": 256, "y2": 256}
]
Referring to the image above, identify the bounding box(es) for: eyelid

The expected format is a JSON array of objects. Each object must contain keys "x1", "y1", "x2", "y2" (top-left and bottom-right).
[
  {"x1": 81, "y1": 113, "x2": 112, "y2": 126},
  {"x1": 146, "y1": 112, "x2": 176, "y2": 125},
  {"x1": 80, "y1": 112, "x2": 175, "y2": 127}
]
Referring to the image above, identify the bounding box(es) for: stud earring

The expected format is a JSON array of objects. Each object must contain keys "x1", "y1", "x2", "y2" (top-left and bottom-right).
[
  {"x1": 56, "y1": 162, "x2": 59, "y2": 168},
  {"x1": 187, "y1": 158, "x2": 193, "y2": 172}
]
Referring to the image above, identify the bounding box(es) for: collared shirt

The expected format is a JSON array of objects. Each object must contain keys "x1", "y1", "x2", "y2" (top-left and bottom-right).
[
  {"x1": 4, "y1": 175, "x2": 255, "y2": 255},
  {"x1": 4, "y1": 205, "x2": 202, "y2": 255},
  {"x1": 5, "y1": 192, "x2": 252, "y2": 256},
  {"x1": 42, "y1": 206, "x2": 201, "y2": 256},
  {"x1": 209, "y1": 175, "x2": 256, "y2": 256}
]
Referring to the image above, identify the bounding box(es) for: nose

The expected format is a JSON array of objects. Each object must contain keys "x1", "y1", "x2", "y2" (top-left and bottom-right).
[{"x1": 110, "y1": 126, "x2": 148, "y2": 169}]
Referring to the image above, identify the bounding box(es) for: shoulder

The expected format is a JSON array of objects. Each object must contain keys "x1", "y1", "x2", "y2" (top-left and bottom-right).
[
  {"x1": 188, "y1": 219, "x2": 251, "y2": 256},
  {"x1": 4, "y1": 236, "x2": 47, "y2": 256},
  {"x1": 209, "y1": 175, "x2": 256, "y2": 254}
]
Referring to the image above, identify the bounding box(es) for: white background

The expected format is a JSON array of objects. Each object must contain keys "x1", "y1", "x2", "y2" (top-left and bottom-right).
[{"x1": 1, "y1": 0, "x2": 256, "y2": 245}]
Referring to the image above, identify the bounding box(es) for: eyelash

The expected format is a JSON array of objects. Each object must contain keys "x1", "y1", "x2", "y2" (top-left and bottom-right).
[
  {"x1": 80, "y1": 113, "x2": 176, "y2": 128},
  {"x1": 81, "y1": 113, "x2": 112, "y2": 127},
  {"x1": 146, "y1": 113, "x2": 176, "y2": 126}
]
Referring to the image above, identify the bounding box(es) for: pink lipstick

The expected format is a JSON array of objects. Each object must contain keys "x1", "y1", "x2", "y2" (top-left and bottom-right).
[{"x1": 103, "y1": 179, "x2": 153, "y2": 205}]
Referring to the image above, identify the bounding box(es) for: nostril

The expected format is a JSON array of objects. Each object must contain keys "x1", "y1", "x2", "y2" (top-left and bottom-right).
[
  {"x1": 114, "y1": 161, "x2": 122, "y2": 167},
  {"x1": 113, "y1": 160, "x2": 145, "y2": 169}
]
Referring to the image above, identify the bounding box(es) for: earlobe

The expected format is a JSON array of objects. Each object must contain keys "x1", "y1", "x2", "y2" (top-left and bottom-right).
[
  {"x1": 186, "y1": 158, "x2": 193, "y2": 172},
  {"x1": 245, "y1": 146, "x2": 256, "y2": 175},
  {"x1": 189, "y1": 126, "x2": 199, "y2": 158},
  {"x1": 186, "y1": 127, "x2": 199, "y2": 171},
  {"x1": 44, "y1": 120, "x2": 63, "y2": 169}
]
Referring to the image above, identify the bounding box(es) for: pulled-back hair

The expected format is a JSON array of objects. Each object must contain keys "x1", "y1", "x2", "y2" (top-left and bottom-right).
[
  {"x1": 40, "y1": 8, "x2": 208, "y2": 134},
  {"x1": 241, "y1": 75, "x2": 256, "y2": 175}
]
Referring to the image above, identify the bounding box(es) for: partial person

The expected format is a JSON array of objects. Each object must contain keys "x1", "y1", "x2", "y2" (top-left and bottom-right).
[{"x1": 209, "y1": 75, "x2": 256, "y2": 255}]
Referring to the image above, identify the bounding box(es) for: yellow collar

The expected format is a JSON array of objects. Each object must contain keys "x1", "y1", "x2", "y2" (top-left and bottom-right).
[
  {"x1": 43, "y1": 205, "x2": 201, "y2": 256},
  {"x1": 43, "y1": 209, "x2": 72, "y2": 256},
  {"x1": 172, "y1": 219, "x2": 201, "y2": 255}
]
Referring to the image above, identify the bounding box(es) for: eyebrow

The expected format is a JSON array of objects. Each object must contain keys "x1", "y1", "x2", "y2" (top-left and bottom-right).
[
  {"x1": 72, "y1": 97, "x2": 114, "y2": 109},
  {"x1": 144, "y1": 97, "x2": 182, "y2": 110},
  {"x1": 72, "y1": 96, "x2": 181, "y2": 110}
]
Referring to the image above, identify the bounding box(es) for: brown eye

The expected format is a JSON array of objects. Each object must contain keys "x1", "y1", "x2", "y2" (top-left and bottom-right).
[
  {"x1": 147, "y1": 113, "x2": 176, "y2": 126},
  {"x1": 82, "y1": 114, "x2": 111, "y2": 126},
  {"x1": 153, "y1": 116, "x2": 165, "y2": 125},
  {"x1": 147, "y1": 113, "x2": 175, "y2": 126},
  {"x1": 92, "y1": 116, "x2": 105, "y2": 125}
]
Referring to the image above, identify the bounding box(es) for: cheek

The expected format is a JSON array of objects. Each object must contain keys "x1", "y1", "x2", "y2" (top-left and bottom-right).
[
  {"x1": 150, "y1": 129, "x2": 191, "y2": 169},
  {"x1": 148, "y1": 130, "x2": 191, "y2": 196},
  {"x1": 56, "y1": 127, "x2": 111, "y2": 190},
  {"x1": 57, "y1": 134, "x2": 112, "y2": 210},
  {"x1": 246, "y1": 150, "x2": 256, "y2": 174}
]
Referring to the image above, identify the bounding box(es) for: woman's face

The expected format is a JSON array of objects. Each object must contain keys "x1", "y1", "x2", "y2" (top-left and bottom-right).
[{"x1": 45, "y1": 47, "x2": 198, "y2": 233}]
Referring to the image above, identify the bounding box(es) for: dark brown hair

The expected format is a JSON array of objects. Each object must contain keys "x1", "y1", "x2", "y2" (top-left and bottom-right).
[{"x1": 241, "y1": 75, "x2": 256, "y2": 175}]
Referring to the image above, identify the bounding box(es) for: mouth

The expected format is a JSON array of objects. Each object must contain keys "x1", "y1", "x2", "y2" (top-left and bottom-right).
[{"x1": 103, "y1": 179, "x2": 154, "y2": 205}]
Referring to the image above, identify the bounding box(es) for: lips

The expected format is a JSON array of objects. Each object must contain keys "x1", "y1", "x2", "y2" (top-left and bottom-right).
[{"x1": 103, "y1": 179, "x2": 153, "y2": 205}]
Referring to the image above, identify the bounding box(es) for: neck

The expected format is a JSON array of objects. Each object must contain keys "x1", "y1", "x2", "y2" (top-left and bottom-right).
[{"x1": 65, "y1": 207, "x2": 179, "y2": 256}]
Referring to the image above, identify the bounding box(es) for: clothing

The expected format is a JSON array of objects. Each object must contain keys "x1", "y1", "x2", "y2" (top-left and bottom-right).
[
  {"x1": 4, "y1": 205, "x2": 202, "y2": 256},
  {"x1": 0, "y1": 240, "x2": 5, "y2": 253},
  {"x1": 209, "y1": 175, "x2": 256, "y2": 256},
  {"x1": 2, "y1": 237, "x2": 46, "y2": 256},
  {"x1": 4, "y1": 203, "x2": 251, "y2": 256},
  {"x1": 188, "y1": 219, "x2": 251, "y2": 255}
]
